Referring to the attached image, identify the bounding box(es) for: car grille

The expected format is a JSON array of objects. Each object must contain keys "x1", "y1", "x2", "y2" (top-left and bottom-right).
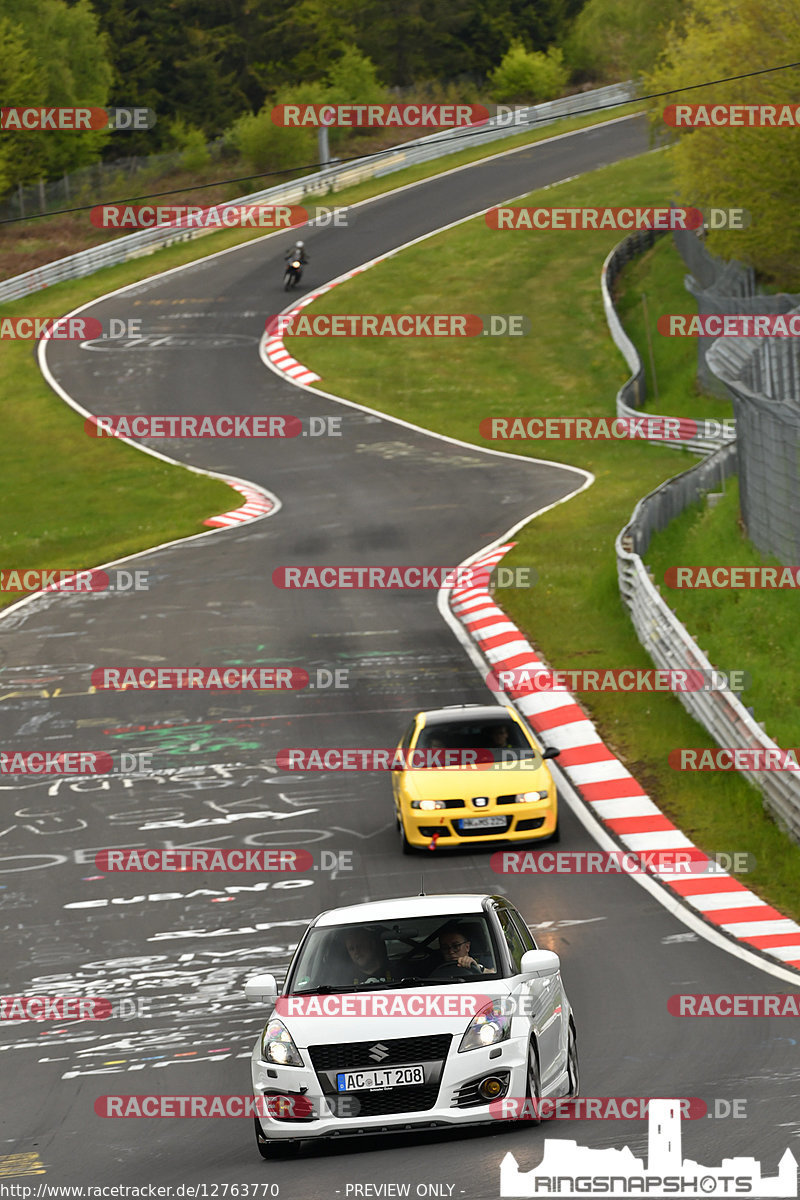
[
  {"x1": 496, "y1": 794, "x2": 519, "y2": 806},
  {"x1": 308, "y1": 1034, "x2": 452, "y2": 1072},
  {"x1": 515, "y1": 817, "x2": 546, "y2": 831},
  {"x1": 451, "y1": 1071, "x2": 510, "y2": 1109},
  {"x1": 338, "y1": 1083, "x2": 441, "y2": 1117}
]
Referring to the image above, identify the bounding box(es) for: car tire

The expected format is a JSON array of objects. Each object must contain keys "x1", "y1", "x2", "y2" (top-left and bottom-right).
[
  {"x1": 398, "y1": 813, "x2": 415, "y2": 855},
  {"x1": 567, "y1": 1021, "x2": 580, "y2": 1098},
  {"x1": 254, "y1": 1117, "x2": 301, "y2": 1159},
  {"x1": 523, "y1": 1040, "x2": 543, "y2": 1126}
]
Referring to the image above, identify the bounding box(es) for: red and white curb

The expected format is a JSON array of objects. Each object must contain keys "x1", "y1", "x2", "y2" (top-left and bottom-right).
[
  {"x1": 450, "y1": 544, "x2": 800, "y2": 976},
  {"x1": 263, "y1": 268, "x2": 368, "y2": 385},
  {"x1": 204, "y1": 479, "x2": 275, "y2": 528}
]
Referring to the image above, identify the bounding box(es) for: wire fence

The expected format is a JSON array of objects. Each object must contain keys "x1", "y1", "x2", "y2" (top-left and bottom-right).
[
  {"x1": 0, "y1": 82, "x2": 635, "y2": 305},
  {"x1": 605, "y1": 234, "x2": 800, "y2": 844},
  {"x1": 672, "y1": 229, "x2": 800, "y2": 563},
  {"x1": 707, "y1": 327, "x2": 800, "y2": 563}
]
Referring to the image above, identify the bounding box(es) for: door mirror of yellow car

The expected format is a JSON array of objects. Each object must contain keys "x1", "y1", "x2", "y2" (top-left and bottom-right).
[{"x1": 542, "y1": 746, "x2": 561, "y2": 759}]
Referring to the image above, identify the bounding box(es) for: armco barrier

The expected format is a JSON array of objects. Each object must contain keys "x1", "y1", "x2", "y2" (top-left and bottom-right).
[
  {"x1": 606, "y1": 236, "x2": 800, "y2": 843},
  {"x1": 0, "y1": 83, "x2": 634, "y2": 305},
  {"x1": 601, "y1": 229, "x2": 736, "y2": 455}
]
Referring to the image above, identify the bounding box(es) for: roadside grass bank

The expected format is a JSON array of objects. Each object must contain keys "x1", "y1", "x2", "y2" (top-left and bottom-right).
[
  {"x1": 0, "y1": 103, "x2": 643, "y2": 614},
  {"x1": 282, "y1": 146, "x2": 800, "y2": 920}
]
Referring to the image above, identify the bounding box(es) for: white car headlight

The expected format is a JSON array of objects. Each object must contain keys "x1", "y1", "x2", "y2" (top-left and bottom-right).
[
  {"x1": 458, "y1": 1001, "x2": 512, "y2": 1052},
  {"x1": 516, "y1": 789, "x2": 550, "y2": 802},
  {"x1": 261, "y1": 1016, "x2": 303, "y2": 1066}
]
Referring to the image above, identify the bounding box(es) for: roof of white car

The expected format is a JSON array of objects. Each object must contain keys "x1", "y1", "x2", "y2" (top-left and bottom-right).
[{"x1": 314, "y1": 893, "x2": 491, "y2": 927}]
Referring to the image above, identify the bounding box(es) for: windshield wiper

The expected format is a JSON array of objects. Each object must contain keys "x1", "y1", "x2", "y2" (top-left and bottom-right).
[{"x1": 292, "y1": 984, "x2": 361, "y2": 995}]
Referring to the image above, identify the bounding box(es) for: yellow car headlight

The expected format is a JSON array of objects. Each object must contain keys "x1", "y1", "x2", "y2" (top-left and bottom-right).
[
  {"x1": 516, "y1": 790, "x2": 550, "y2": 802},
  {"x1": 411, "y1": 799, "x2": 447, "y2": 810}
]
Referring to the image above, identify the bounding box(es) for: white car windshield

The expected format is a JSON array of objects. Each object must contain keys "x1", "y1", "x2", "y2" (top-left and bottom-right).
[{"x1": 287, "y1": 914, "x2": 500, "y2": 993}]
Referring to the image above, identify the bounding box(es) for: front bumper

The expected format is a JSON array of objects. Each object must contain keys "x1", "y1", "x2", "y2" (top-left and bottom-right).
[
  {"x1": 251, "y1": 1034, "x2": 531, "y2": 1142},
  {"x1": 401, "y1": 798, "x2": 557, "y2": 848}
]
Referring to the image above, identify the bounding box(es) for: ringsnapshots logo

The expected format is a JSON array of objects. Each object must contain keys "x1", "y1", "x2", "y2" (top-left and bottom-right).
[
  {"x1": 265, "y1": 313, "x2": 530, "y2": 338},
  {"x1": 0, "y1": 106, "x2": 156, "y2": 131},
  {"x1": 271, "y1": 103, "x2": 489, "y2": 127},
  {"x1": 0, "y1": 568, "x2": 149, "y2": 594},
  {"x1": 486, "y1": 667, "x2": 749, "y2": 694}
]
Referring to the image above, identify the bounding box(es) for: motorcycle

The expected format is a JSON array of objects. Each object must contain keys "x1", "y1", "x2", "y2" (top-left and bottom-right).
[{"x1": 283, "y1": 259, "x2": 303, "y2": 291}]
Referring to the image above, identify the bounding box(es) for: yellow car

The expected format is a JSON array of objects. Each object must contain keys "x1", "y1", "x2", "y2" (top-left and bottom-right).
[{"x1": 392, "y1": 704, "x2": 560, "y2": 853}]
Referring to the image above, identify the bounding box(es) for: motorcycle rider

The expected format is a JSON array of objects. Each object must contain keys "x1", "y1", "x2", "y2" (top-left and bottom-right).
[{"x1": 285, "y1": 240, "x2": 308, "y2": 267}]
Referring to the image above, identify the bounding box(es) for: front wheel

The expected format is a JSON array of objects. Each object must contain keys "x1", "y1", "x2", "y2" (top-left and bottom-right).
[
  {"x1": 567, "y1": 1021, "x2": 580, "y2": 1098},
  {"x1": 523, "y1": 1041, "x2": 543, "y2": 1126},
  {"x1": 398, "y1": 812, "x2": 415, "y2": 855}
]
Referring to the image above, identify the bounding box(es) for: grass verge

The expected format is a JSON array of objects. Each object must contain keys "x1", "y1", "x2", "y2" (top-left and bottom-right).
[{"x1": 281, "y1": 146, "x2": 800, "y2": 921}]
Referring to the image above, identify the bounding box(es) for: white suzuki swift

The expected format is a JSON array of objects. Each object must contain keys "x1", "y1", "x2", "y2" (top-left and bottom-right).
[{"x1": 244, "y1": 892, "x2": 579, "y2": 1156}]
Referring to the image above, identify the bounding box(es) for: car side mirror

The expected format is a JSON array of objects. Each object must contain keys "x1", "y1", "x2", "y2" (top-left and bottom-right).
[
  {"x1": 244, "y1": 972, "x2": 278, "y2": 1004},
  {"x1": 520, "y1": 949, "x2": 560, "y2": 978},
  {"x1": 542, "y1": 747, "x2": 561, "y2": 759}
]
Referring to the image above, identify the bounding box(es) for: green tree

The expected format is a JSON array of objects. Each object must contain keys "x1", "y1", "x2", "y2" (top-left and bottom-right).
[
  {"x1": 0, "y1": 15, "x2": 46, "y2": 191},
  {"x1": 563, "y1": 0, "x2": 684, "y2": 83},
  {"x1": 488, "y1": 40, "x2": 568, "y2": 103},
  {"x1": 645, "y1": 0, "x2": 800, "y2": 286},
  {"x1": 0, "y1": 0, "x2": 112, "y2": 181},
  {"x1": 167, "y1": 118, "x2": 212, "y2": 172}
]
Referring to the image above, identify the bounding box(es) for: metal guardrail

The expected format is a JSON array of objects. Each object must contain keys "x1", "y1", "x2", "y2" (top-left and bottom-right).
[
  {"x1": 601, "y1": 229, "x2": 737, "y2": 455},
  {"x1": 606, "y1": 235, "x2": 800, "y2": 842},
  {"x1": 0, "y1": 82, "x2": 635, "y2": 305}
]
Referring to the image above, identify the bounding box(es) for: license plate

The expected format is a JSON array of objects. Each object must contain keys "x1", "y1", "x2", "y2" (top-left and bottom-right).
[
  {"x1": 336, "y1": 1064, "x2": 424, "y2": 1092},
  {"x1": 458, "y1": 815, "x2": 507, "y2": 829}
]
